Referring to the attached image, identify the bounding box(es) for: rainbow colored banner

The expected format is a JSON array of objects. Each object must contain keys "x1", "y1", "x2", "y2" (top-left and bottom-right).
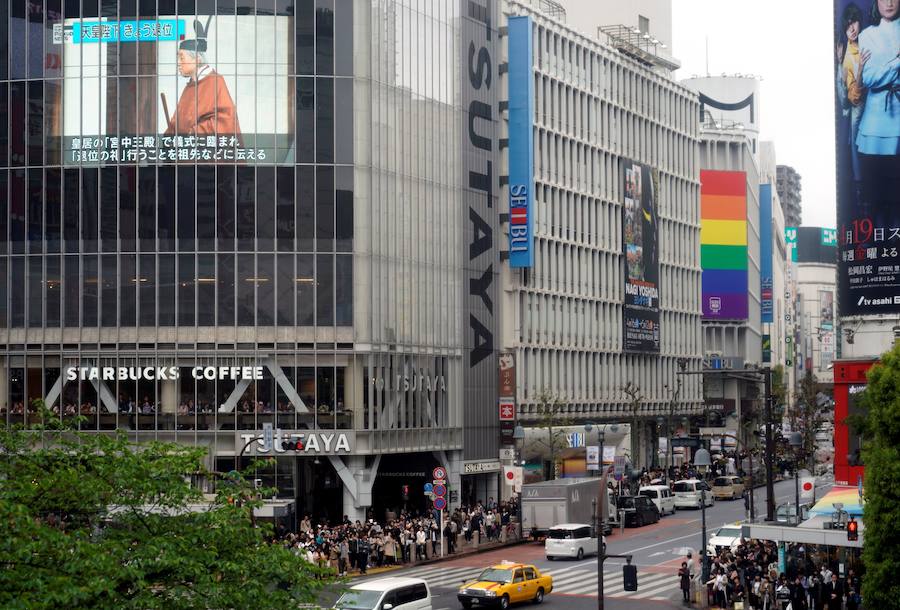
[{"x1": 701, "y1": 170, "x2": 748, "y2": 319}]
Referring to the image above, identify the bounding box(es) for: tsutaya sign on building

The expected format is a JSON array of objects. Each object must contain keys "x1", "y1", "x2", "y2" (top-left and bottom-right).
[
  {"x1": 66, "y1": 366, "x2": 264, "y2": 381},
  {"x1": 371, "y1": 371, "x2": 447, "y2": 392},
  {"x1": 240, "y1": 430, "x2": 353, "y2": 455}
]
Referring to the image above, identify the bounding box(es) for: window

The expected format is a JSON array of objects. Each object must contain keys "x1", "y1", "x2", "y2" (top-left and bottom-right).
[
  {"x1": 514, "y1": 570, "x2": 525, "y2": 583},
  {"x1": 395, "y1": 583, "x2": 428, "y2": 604},
  {"x1": 524, "y1": 568, "x2": 537, "y2": 580}
]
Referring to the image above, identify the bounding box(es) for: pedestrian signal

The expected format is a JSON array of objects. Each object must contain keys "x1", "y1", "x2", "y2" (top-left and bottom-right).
[{"x1": 847, "y1": 517, "x2": 859, "y2": 541}]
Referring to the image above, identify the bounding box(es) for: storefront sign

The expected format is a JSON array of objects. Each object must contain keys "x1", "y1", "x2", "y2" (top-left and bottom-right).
[
  {"x1": 371, "y1": 371, "x2": 446, "y2": 392},
  {"x1": 507, "y1": 16, "x2": 535, "y2": 268},
  {"x1": 464, "y1": 460, "x2": 502, "y2": 474},
  {"x1": 239, "y1": 430, "x2": 353, "y2": 455},
  {"x1": 66, "y1": 365, "x2": 263, "y2": 381},
  {"x1": 499, "y1": 399, "x2": 515, "y2": 421},
  {"x1": 498, "y1": 352, "x2": 516, "y2": 397}
]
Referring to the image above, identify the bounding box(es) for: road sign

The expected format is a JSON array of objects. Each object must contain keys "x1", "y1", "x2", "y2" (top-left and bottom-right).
[
  {"x1": 613, "y1": 455, "x2": 626, "y2": 476},
  {"x1": 424, "y1": 483, "x2": 433, "y2": 493},
  {"x1": 433, "y1": 466, "x2": 447, "y2": 480},
  {"x1": 433, "y1": 484, "x2": 447, "y2": 498},
  {"x1": 433, "y1": 497, "x2": 447, "y2": 511}
]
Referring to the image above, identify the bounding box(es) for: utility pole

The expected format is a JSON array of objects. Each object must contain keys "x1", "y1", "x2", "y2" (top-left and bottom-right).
[{"x1": 764, "y1": 366, "x2": 776, "y2": 521}]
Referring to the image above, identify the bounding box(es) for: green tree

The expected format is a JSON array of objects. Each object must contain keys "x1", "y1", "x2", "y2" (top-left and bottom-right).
[
  {"x1": 789, "y1": 369, "x2": 825, "y2": 471},
  {"x1": 0, "y1": 407, "x2": 334, "y2": 609},
  {"x1": 858, "y1": 344, "x2": 900, "y2": 608},
  {"x1": 534, "y1": 389, "x2": 569, "y2": 480},
  {"x1": 623, "y1": 382, "x2": 644, "y2": 468}
]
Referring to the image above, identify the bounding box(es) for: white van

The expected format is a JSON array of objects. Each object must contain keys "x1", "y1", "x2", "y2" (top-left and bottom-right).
[
  {"x1": 545, "y1": 523, "x2": 602, "y2": 560},
  {"x1": 334, "y1": 577, "x2": 432, "y2": 610},
  {"x1": 672, "y1": 479, "x2": 714, "y2": 509},
  {"x1": 639, "y1": 485, "x2": 676, "y2": 515}
]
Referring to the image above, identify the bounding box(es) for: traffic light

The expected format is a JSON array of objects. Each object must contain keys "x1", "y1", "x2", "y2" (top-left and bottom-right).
[
  {"x1": 281, "y1": 439, "x2": 303, "y2": 451},
  {"x1": 847, "y1": 517, "x2": 859, "y2": 541},
  {"x1": 623, "y1": 563, "x2": 638, "y2": 592}
]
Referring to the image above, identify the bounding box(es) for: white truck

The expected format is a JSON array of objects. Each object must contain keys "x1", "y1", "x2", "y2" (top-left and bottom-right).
[{"x1": 521, "y1": 478, "x2": 618, "y2": 538}]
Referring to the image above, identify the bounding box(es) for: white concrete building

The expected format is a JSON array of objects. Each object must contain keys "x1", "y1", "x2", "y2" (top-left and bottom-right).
[
  {"x1": 499, "y1": 0, "x2": 704, "y2": 474},
  {"x1": 795, "y1": 228, "x2": 839, "y2": 385}
]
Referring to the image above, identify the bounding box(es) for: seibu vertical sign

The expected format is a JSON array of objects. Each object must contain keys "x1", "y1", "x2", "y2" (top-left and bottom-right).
[{"x1": 506, "y1": 16, "x2": 534, "y2": 268}]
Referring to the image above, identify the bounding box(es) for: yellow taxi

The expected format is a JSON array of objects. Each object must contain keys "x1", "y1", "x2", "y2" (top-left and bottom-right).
[{"x1": 457, "y1": 562, "x2": 553, "y2": 609}]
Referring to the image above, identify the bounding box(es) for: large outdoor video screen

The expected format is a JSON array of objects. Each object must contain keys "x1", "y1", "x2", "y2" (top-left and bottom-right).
[
  {"x1": 622, "y1": 160, "x2": 661, "y2": 353},
  {"x1": 834, "y1": 0, "x2": 900, "y2": 315},
  {"x1": 55, "y1": 15, "x2": 294, "y2": 164}
]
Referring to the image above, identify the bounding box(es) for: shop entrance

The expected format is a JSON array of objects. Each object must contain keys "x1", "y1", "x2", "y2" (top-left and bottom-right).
[
  {"x1": 371, "y1": 453, "x2": 441, "y2": 522},
  {"x1": 295, "y1": 457, "x2": 343, "y2": 526}
]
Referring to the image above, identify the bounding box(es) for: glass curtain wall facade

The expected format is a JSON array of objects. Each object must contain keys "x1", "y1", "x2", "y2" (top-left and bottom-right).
[{"x1": 1, "y1": 0, "x2": 476, "y2": 520}]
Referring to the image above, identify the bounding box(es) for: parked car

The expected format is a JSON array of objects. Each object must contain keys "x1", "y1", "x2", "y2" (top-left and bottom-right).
[
  {"x1": 458, "y1": 563, "x2": 553, "y2": 609},
  {"x1": 673, "y1": 479, "x2": 714, "y2": 509},
  {"x1": 711, "y1": 476, "x2": 745, "y2": 500},
  {"x1": 639, "y1": 485, "x2": 676, "y2": 515},
  {"x1": 545, "y1": 523, "x2": 604, "y2": 560},
  {"x1": 616, "y1": 495, "x2": 660, "y2": 527},
  {"x1": 334, "y1": 577, "x2": 432, "y2": 610}
]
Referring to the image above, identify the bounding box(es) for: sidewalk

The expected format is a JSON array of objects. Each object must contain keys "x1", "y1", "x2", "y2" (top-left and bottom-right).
[{"x1": 355, "y1": 531, "x2": 530, "y2": 577}]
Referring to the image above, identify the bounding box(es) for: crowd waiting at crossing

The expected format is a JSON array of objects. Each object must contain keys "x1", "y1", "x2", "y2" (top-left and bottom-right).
[
  {"x1": 278, "y1": 497, "x2": 520, "y2": 576},
  {"x1": 678, "y1": 537, "x2": 861, "y2": 610}
]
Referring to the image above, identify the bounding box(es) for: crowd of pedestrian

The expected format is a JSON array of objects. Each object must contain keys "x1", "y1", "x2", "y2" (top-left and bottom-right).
[
  {"x1": 678, "y1": 538, "x2": 862, "y2": 610},
  {"x1": 277, "y1": 497, "x2": 520, "y2": 576}
]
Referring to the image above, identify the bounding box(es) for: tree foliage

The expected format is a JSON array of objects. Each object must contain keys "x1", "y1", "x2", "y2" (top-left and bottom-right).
[
  {"x1": 534, "y1": 389, "x2": 569, "y2": 480},
  {"x1": 858, "y1": 343, "x2": 900, "y2": 608},
  {"x1": 787, "y1": 369, "x2": 826, "y2": 470},
  {"x1": 0, "y1": 408, "x2": 334, "y2": 609}
]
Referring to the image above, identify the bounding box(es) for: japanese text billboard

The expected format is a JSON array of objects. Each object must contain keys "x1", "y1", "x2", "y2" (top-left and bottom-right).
[
  {"x1": 55, "y1": 15, "x2": 293, "y2": 164},
  {"x1": 622, "y1": 160, "x2": 660, "y2": 352},
  {"x1": 834, "y1": 0, "x2": 900, "y2": 315}
]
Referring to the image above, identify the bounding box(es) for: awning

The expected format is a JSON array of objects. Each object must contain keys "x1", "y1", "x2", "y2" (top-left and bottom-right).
[
  {"x1": 809, "y1": 485, "x2": 863, "y2": 517},
  {"x1": 743, "y1": 517, "x2": 863, "y2": 549}
]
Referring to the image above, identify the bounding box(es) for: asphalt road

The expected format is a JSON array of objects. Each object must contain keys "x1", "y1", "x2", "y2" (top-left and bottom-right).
[{"x1": 324, "y1": 477, "x2": 832, "y2": 610}]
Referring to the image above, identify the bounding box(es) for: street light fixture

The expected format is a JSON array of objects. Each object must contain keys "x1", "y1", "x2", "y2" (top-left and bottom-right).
[
  {"x1": 789, "y1": 431, "x2": 803, "y2": 525},
  {"x1": 694, "y1": 447, "x2": 712, "y2": 585},
  {"x1": 513, "y1": 425, "x2": 526, "y2": 537}
]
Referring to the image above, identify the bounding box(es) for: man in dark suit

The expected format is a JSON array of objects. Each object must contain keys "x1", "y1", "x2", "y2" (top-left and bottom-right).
[{"x1": 824, "y1": 573, "x2": 844, "y2": 610}]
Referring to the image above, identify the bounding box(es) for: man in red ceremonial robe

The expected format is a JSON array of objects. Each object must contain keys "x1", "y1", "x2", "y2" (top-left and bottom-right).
[{"x1": 164, "y1": 38, "x2": 242, "y2": 140}]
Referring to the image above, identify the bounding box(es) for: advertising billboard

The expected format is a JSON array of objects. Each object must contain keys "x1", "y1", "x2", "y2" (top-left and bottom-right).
[
  {"x1": 701, "y1": 170, "x2": 748, "y2": 320},
  {"x1": 622, "y1": 160, "x2": 661, "y2": 352},
  {"x1": 507, "y1": 16, "x2": 535, "y2": 268},
  {"x1": 54, "y1": 15, "x2": 294, "y2": 164},
  {"x1": 834, "y1": 0, "x2": 900, "y2": 315},
  {"x1": 820, "y1": 290, "x2": 835, "y2": 330},
  {"x1": 760, "y1": 184, "x2": 774, "y2": 323}
]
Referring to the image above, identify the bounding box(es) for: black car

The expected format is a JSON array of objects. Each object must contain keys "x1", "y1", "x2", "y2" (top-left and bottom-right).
[{"x1": 616, "y1": 495, "x2": 660, "y2": 527}]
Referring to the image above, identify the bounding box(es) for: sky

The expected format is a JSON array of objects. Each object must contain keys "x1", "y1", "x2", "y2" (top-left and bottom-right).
[{"x1": 672, "y1": 0, "x2": 837, "y2": 228}]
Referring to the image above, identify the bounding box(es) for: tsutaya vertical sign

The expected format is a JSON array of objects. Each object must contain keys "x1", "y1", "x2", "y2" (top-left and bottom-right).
[
  {"x1": 507, "y1": 16, "x2": 534, "y2": 268},
  {"x1": 461, "y1": 0, "x2": 499, "y2": 459}
]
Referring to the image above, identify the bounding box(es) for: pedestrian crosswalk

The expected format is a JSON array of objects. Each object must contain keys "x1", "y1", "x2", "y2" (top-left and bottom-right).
[{"x1": 362, "y1": 564, "x2": 680, "y2": 602}]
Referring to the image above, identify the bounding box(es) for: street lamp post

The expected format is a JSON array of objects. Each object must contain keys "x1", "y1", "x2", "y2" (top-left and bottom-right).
[
  {"x1": 585, "y1": 423, "x2": 607, "y2": 610},
  {"x1": 694, "y1": 447, "x2": 712, "y2": 601},
  {"x1": 513, "y1": 424, "x2": 526, "y2": 538},
  {"x1": 789, "y1": 431, "x2": 803, "y2": 525}
]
